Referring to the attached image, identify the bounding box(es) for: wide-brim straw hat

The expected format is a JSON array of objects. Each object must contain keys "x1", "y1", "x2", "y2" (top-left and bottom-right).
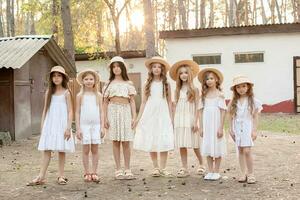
[
  {"x1": 108, "y1": 56, "x2": 127, "y2": 69},
  {"x1": 76, "y1": 69, "x2": 100, "y2": 85},
  {"x1": 145, "y1": 56, "x2": 170, "y2": 72},
  {"x1": 197, "y1": 67, "x2": 223, "y2": 84},
  {"x1": 169, "y1": 60, "x2": 199, "y2": 81},
  {"x1": 230, "y1": 75, "x2": 253, "y2": 90},
  {"x1": 49, "y1": 65, "x2": 69, "y2": 81}
]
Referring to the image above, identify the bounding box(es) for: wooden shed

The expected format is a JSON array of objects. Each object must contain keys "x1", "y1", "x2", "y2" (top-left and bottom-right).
[{"x1": 0, "y1": 35, "x2": 76, "y2": 140}]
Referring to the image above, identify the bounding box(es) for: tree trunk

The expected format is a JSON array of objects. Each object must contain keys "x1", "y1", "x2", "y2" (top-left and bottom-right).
[
  {"x1": 178, "y1": 0, "x2": 188, "y2": 29},
  {"x1": 6, "y1": 0, "x2": 11, "y2": 37},
  {"x1": 30, "y1": 12, "x2": 36, "y2": 34},
  {"x1": 260, "y1": 0, "x2": 267, "y2": 24},
  {"x1": 297, "y1": 0, "x2": 300, "y2": 22},
  {"x1": 143, "y1": 0, "x2": 156, "y2": 58},
  {"x1": 208, "y1": 0, "x2": 214, "y2": 27},
  {"x1": 268, "y1": 0, "x2": 275, "y2": 23},
  {"x1": 274, "y1": 0, "x2": 282, "y2": 23},
  {"x1": 10, "y1": 0, "x2": 14, "y2": 36},
  {"x1": 0, "y1": 0, "x2": 4, "y2": 37},
  {"x1": 253, "y1": 0, "x2": 257, "y2": 24},
  {"x1": 61, "y1": 0, "x2": 75, "y2": 65},
  {"x1": 200, "y1": 0, "x2": 206, "y2": 28},
  {"x1": 195, "y1": 0, "x2": 199, "y2": 28},
  {"x1": 169, "y1": 0, "x2": 176, "y2": 30},
  {"x1": 224, "y1": 0, "x2": 228, "y2": 26},
  {"x1": 229, "y1": 0, "x2": 236, "y2": 26},
  {"x1": 52, "y1": 0, "x2": 59, "y2": 42}
]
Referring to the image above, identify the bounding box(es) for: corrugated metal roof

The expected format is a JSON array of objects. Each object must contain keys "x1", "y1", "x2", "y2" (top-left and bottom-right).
[{"x1": 0, "y1": 36, "x2": 51, "y2": 69}]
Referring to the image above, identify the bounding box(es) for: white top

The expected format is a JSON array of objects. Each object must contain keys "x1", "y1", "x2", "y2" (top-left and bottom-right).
[
  {"x1": 80, "y1": 94, "x2": 100, "y2": 125},
  {"x1": 103, "y1": 81, "x2": 136, "y2": 99}
]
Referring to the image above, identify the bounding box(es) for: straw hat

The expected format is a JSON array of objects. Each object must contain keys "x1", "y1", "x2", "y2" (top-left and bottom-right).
[
  {"x1": 108, "y1": 56, "x2": 127, "y2": 69},
  {"x1": 230, "y1": 75, "x2": 253, "y2": 90},
  {"x1": 49, "y1": 66, "x2": 69, "y2": 81},
  {"x1": 169, "y1": 60, "x2": 199, "y2": 81},
  {"x1": 76, "y1": 69, "x2": 100, "y2": 85},
  {"x1": 145, "y1": 56, "x2": 171, "y2": 72},
  {"x1": 197, "y1": 67, "x2": 223, "y2": 84}
]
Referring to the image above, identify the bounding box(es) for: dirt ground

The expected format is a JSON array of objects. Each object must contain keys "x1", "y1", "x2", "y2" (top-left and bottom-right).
[{"x1": 0, "y1": 131, "x2": 299, "y2": 200}]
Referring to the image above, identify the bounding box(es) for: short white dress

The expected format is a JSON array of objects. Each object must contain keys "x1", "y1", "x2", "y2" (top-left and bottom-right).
[
  {"x1": 134, "y1": 81, "x2": 174, "y2": 152},
  {"x1": 232, "y1": 98, "x2": 263, "y2": 147},
  {"x1": 174, "y1": 86, "x2": 200, "y2": 148},
  {"x1": 80, "y1": 94, "x2": 101, "y2": 144},
  {"x1": 199, "y1": 96, "x2": 227, "y2": 158},
  {"x1": 38, "y1": 90, "x2": 75, "y2": 152}
]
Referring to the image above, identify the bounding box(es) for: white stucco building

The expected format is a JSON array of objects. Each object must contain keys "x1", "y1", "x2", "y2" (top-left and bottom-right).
[{"x1": 160, "y1": 23, "x2": 300, "y2": 113}]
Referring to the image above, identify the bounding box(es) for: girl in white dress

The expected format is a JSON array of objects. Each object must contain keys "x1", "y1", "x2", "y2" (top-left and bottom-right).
[
  {"x1": 228, "y1": 75, "x2": 262, "y2": 184},
  {"x1": 133, "y1": 56, "x2": 174, "y2": 177},
  {"x1": 75, "y1": 69, "x2": 104, "y2": 183},
  {"x1": 198, "y1": 68, "x2": 226, "y2": 181},
  {"x1": 169, "y1": 60, "x2": 205, "y2": 178},
  {"x1": 102, "y1": 56, "x2": 137, "y2": 180},
  {"x1": 27, "y1": 66, "x2": 75, "y2": 186}
]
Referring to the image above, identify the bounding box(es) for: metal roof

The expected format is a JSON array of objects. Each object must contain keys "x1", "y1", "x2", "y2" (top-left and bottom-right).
[
  {"x1": 159, "y1": 22, "x2": 300, "y2": 39},
  {"x1": 0, "y1": 35, "x2": 76, "y2": 77}
]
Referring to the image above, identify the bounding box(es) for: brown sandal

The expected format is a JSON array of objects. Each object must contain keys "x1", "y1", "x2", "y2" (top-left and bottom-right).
[
  {"x1": 57, "y1": 177, "x2": 68, "y2": 185},
  {"x1": 26, "y1": 177, "x2": 45, "y2": 186},
  {"x1": 91, "y1": 173, "x2": 100, "y2": 183}
]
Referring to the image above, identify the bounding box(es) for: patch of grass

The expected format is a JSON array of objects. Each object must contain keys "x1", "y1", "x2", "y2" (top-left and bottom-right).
[{"x1": 224, "y1": 114, "x2": 300, "y2": 135}]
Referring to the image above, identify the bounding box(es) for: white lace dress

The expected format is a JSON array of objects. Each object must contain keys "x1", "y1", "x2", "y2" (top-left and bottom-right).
[{"x1": 134, "y1": 81, "x2": 174, "y2": 152}]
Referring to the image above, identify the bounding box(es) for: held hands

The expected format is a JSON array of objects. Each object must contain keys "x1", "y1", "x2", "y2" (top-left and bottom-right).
[
  {"x1": 104, "y1": 119, "x2": 110, "y2": 129},
  {"x1": 64, "y1": 128, "x2": 71, "y2": 141},
  {"x1": 229, "y1": 129, "x2": 235, "y2": 142},
  {"x1": 76, "y1": 129, "x2": 82, "y2": 140},
  {"x1": 251, "y1": 131, "x2": 257, "y2": 141},
  {"x1": 199, "y1": 127, "x2": 203, "y2": 137},
  {"x1": 132, "y1": 118, "x2": 139, "y2": 130},
  {"x1": 192, "y1": 122, "x2": 199, "y2": 133},
  {"x1": 100, "y1": 129, "x2": 105, "y2": 139},
  {"x1": 217, "y1": 128, "x2": 224, "y2": 139}
]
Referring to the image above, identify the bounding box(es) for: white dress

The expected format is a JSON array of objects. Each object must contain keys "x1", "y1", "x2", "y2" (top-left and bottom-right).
[
  {"x1": 174, "y1": 86, "x2": 200, "y2": 148},
  {"x1": 80, "y1": 94, "x2": 101, "y2": 144},
  {"x1": 199, "y1": 96, "x2": 227, "y2": 158},
  {"x1": 232, "y1": 98, "x2": 263, "y2": 147},
  {"x1": 38, "y1": 91, "x2": 75, "y2": 152},
  {"x1": 134, "y1": 81, "x2": 174, "y2": 152}
]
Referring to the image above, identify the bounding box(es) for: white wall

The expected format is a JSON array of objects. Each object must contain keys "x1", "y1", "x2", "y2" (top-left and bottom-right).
[
  {"x1": 76, "y1": 57, "x2": 149, "y2": 87},
  {"x1": 164, "y1": 33, "x2": 300, "y2": 105}
]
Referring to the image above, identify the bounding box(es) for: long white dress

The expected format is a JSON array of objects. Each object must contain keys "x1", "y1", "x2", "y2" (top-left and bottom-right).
[
  {"x1": 199, "y1": 96, "x2": 226, "y2": 158},
  {"x1": 232, "y1": 98, "x2": 263, "y2": 147},
  {"x1": 80, "y1": 94, "x2": 101, "y2": 144},
  {"x1": 38, "y1": 91, "x2": 75, "y2": 152},
  {"x1": 174, "y1": 86, "x2": 200, "y2": 148},
  {"x1": 133, "y1": 81, "x2": 174, "y2": 152}
]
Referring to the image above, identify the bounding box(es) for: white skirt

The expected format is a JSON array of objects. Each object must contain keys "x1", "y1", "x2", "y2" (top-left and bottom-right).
[{"x1": 134, "y1": 98, "x2": 174, "y2": 152}]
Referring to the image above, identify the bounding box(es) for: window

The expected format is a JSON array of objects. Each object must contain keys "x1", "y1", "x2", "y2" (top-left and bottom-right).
[
  {"x1": 235, "y1": 52, "x2": 264, "y2": 63},
  {"x1": 193, "y1": 54, "x2": 221, "y2": 65}
]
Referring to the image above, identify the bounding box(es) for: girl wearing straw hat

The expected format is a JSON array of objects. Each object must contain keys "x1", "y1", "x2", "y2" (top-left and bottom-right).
[
  {"x1": 75, "y1": 69, "x2": 104, "y2": 183},
  {"x1": 228, "y1": 75, "x2": 262, "y2": 184},
  {"x1": 133, "y1": 56, "x2": 174, "y2": 178},
  {"x1": 169, "y1": 60, "x2": 205, "y2": 178},
  {"x1": 197, "y1": 67, "x2": 227, "y2": 181},
  {"x1": 27, "y1": 66, "x2": 75, "y2": 186},
  {"x1": 102, "y1": 56, "x2": 137, "y2": 180}
]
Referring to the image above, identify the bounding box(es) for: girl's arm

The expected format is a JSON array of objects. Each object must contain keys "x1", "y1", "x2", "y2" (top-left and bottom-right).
[
  {"x1": 217, "y1": 109, "x2": 226, "y2": 138},
  {"x1": 133, "y1": 85, "x2": 147, "y2": 128},
  {"x1": 227, "y1": 100, "x2": 235, "y2": 141},
  {"x1": 75, "y1": 94, "x2": 82, "y2": 140},
  {"x1": 103, "y1": 96, "x2": 109, "y2": 129},
  {"x1": 40, "y1": 90, "x2": 49, "y2": 131},
  {"x1": 193, "y1": 88, "x2": 200, "y2": 133},
  {"x1": 99, "y1": 93, "x2": 105, "y2": 138},
  {"x1": 129, "y1": 95, "x2": 137, "y2": 128},
  {"x1": 65, "y1": 91, "x2": 73, "y2": 140},
  {"x1": 167, "y1": 84, "x2": 173, "y2": 121},
  {"x1": 252, "y1": 110, "x2": 259, "y2": 141}
]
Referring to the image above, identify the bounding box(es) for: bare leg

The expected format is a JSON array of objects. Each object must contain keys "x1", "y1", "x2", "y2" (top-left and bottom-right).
[
  {"x1": 160, "y1": 151, "x2": 168, "y2": 170},
  {"x1": 82, "y1": 145, "x2": 90, "y2": 174},
  {"x1": 238, "y1": 147, "x2": 246, "y2": 175},
  {"x1": 244, "y1": 147, "x2": 253, "y2": 174},
  {"x1": 58, "y1": 152, "x2": 66, "y2": 177},
  {"x1": 122, "y1": 141, "x2": 131, "y2": 170},
  {"x1": 214, "y1": 157, "x2": 222, "y2": 173},
  {"x1": 206, "y1": 156, "x2": 214, "y2": 173},
  {"x1": 38, "y1": 150, "x2": 52, "y2": 179},
  {"x1": 113, "y1": 141, "x2": 121, "y2": 170},
  {"x1": 90, "y1": 144, "x2": 99, "y2": 174},
  {"x1": 150, "y1": 152, "x2": 159, "y2": 168},
  {"x1": 193, "y1": 148, "x2": 204, "y2": 165},
  {"x1": 180, "y1": 148, "x2": 188, "y2": 169}
]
